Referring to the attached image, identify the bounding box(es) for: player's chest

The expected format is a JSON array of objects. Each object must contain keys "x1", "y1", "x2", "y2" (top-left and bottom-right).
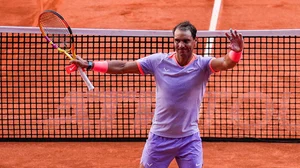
[{"x1": 155, "y1": 64, "x2": 205, "y2": 88}]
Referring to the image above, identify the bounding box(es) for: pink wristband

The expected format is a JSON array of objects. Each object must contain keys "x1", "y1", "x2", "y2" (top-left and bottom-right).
[
  {"x1": 229, "y1": 50, "x2": 242, "y2": 63},
  {"x1": 93, "y1": 61, "x2": 108, "y2": 73}
]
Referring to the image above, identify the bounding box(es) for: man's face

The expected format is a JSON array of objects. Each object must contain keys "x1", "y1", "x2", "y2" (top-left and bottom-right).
[{"x1": 174, "y1": 29, "x2": 196, "y2": 58}]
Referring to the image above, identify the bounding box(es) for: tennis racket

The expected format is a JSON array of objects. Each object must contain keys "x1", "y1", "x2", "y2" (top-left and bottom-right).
[{"x1": 38, "y1": 10, "x2": 94, "y2": 91}]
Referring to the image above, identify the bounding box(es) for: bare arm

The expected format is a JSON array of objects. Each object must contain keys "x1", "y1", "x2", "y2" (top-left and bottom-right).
[
  {"x1": 105, "y1": 60, "x2": 140, "y2": 74},
  {"x1": 70, "y1": 57, "x2": 141, "y2": 74},
  {"x1": 211, "y1": 29, "x2": 244, "y2": 72},
  {"x1": 211, "y1": 55, "x2": 237, "y2": 71}
]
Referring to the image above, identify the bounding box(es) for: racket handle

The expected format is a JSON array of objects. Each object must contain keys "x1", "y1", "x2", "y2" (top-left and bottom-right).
[{"x1": 77, "y1": 67, "x2": 95, "y2": 91}]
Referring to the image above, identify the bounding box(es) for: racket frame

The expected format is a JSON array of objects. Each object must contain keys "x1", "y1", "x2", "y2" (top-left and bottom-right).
[{"x1": 38, "y1": 10, "x2": 94, "y2": 91}]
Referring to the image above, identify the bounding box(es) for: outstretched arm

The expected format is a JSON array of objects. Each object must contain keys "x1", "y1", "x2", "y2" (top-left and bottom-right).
[
  {"x1": 69, "y1": 56, "x2": 141, "y2": 74},
  {"x1": 211, "y1": 29, "x2": 244, "y2": 72}
]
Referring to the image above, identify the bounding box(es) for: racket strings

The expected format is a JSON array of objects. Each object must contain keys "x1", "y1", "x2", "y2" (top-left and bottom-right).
[{"x1": 39, "y1": 12, "x2": 73, "y2": 50}]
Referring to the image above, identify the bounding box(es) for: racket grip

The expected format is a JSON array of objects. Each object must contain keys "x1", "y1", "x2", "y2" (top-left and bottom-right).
[{"x1": 77, "y1": 67, "x2": 94, "y2": 91}]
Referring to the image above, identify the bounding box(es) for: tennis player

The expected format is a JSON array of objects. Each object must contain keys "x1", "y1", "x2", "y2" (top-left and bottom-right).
[{"x1": 70, "y1": 21, "x2": 244, "y2": 168}]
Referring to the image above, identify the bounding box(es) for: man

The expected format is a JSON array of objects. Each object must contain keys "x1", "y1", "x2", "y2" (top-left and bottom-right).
[{"x1": 70, "y1": 21, "x2": 244, "y2": 168}]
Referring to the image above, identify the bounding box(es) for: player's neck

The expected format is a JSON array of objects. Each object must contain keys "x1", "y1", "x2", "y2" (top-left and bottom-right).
[{"x1": 175, "y1": 53, "x2": 194, "y2": 66}]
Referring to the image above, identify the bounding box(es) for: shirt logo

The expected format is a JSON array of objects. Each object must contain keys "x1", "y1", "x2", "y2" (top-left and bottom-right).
[
  {"x1": 163, "y1": 67, "x2": 170, "y2": 72},
  {"x1": 187, "y1": 68, "x2": 196, "y2": 73},
  {"x1": 196, "y1": 163, "x2": 202, "y2": 167},
  {"x1": 147, "y1": 163, "x2": 153, "y2": 167}
]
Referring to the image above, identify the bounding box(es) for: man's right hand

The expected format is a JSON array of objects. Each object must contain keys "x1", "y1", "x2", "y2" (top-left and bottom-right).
[
  {"x1": 69, "y1": 55, "x2": 89, "y2": 69},
  {"x1": 66, "y1": 55, "x2": 89, "y2": 74}
]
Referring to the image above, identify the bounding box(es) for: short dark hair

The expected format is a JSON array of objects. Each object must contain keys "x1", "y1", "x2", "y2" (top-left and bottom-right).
[{"x1": 172, "y1": 21, "x2": 197, "y2": 39}]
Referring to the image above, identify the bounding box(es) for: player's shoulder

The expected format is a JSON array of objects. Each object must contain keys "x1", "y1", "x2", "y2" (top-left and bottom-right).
[
  {"x1": 193, "y1": 54, "x2": 214, "y2": 69},
  {"x1": 146, "y1": 52, "x2": 173, "y2": 62},
  {"x1": 194, "y1": 54, "x2": 214, "y2": 62}
]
